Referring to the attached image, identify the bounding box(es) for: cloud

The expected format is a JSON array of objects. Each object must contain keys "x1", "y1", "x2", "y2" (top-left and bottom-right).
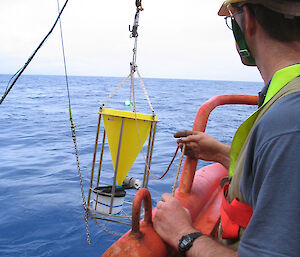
[{"x1": 0, "y1": 0, "x2": 262, "y2": 82}]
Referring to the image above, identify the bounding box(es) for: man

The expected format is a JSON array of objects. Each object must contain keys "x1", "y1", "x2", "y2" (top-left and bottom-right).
[{"x1": 153, "y1": 1, "x2": 300, "y2": 256}]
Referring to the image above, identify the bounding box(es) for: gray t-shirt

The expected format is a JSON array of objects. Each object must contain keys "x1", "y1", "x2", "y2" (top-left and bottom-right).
[{"x1": 238, "y1": 92, "x2": 300, "y2": 256}]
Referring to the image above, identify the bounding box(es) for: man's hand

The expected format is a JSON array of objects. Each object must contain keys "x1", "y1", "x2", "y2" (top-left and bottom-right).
[
  {"x1": 153, "y1": 193, "x2": 239, "y2": 257},
  {"x1": 174, "y1": 130, "x2": 231, "y2": 169},
  {"x1": 153, "y1": 193, "x2": 198, "y2": 249}
]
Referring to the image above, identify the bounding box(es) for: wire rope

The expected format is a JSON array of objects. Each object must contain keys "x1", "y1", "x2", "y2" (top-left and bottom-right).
[{"x1": 56, "y1": 0, "x2": 91, "y2": 244}]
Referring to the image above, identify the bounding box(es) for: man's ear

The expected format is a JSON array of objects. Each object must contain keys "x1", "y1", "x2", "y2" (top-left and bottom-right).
[{"x1": 243, "y1": 6, "x2": 257, "y2": 37}]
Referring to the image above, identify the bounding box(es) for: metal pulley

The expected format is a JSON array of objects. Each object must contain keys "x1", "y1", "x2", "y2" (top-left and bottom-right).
[
  {"x1": 129, "y1": 0, "x2": 143, "y2": 38},
  {"x1": 129, "y1": 12, "x2": 140, "y2": 38},
  {"x1": 136, "y1": 0, "x2": 143, "y2": 10},
  {"x1": 129, "y1": 23, "x2": 139, "y2": 38}
]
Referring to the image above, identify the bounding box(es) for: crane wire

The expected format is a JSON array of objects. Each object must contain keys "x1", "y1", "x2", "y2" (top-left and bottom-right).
[{"x1": 0, "y1": 0, "x2": 70, "y2": 105}]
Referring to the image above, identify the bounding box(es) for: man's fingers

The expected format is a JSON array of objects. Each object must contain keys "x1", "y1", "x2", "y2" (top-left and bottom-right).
[
  {"x1": 177, "y1": 140, "x2": 196, "y2": 158},
  {"x1": 174, "y1": 130, "x2": 194, "y2": 138},
  {"x1": 156, "y1": 201, "x2": 163, "y2": 209}
]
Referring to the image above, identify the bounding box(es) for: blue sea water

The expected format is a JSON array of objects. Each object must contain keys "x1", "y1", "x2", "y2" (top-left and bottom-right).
[{"x1": 0, "y1": 74, "x2": 262, "y2": 256}]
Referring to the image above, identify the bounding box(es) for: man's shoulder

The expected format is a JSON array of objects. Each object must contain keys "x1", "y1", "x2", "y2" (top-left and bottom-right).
[
  {"x1": 262, "y1": 91, "x2": 300, "y2": 121},
  {"x1": 254, "y1": 92, "x2": 300, "y2": 142},
  {"x1": 244, "y1": 91, "x2": 300, "y2": 164}
]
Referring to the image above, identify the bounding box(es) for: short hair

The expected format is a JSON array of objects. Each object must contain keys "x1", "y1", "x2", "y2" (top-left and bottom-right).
[{"x1": 232, "y1": 3, "x2": 300, "y2": 42}]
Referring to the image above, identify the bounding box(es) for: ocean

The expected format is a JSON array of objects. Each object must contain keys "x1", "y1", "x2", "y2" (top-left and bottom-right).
[{"x1": 0, "y1": 74, "x2": 262, "y2": 256}]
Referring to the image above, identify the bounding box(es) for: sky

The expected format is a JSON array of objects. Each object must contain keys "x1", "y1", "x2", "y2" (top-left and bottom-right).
[{"x1": 0, "y1": 0, "x2": 262, "y2": 82}]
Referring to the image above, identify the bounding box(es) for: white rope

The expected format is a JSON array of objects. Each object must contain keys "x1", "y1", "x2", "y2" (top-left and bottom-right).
[
  {"x1": 130, "y1": 69, "x2": 136, "y2": 113},
  {"x1": 102, "y1": 74, "x2": 130, "y2": 106},
  {"x1": 136, "y1": 68, "x2": 154, "y2": 113}
]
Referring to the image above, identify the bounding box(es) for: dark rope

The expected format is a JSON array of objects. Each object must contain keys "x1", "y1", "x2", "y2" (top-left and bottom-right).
[
  {"x1": 0, "y1": 0, "x2": 70, "y2": 105},
  {"x1": 150, "y1": 145, "x2": 180, "y2": 180}
]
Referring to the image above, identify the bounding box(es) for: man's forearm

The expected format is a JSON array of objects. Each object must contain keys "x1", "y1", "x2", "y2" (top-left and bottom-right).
[
  {"x1": 186, "y1": 235, "x2": 238, "y2": 257},
  {"x1": 215, "y1": 143, "x2": 231, "y2": 169}
]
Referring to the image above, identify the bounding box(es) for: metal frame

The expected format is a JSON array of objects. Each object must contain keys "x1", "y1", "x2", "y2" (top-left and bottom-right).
[{"x1": 87, "y1": 109, "x2": 157, "y2": 224}]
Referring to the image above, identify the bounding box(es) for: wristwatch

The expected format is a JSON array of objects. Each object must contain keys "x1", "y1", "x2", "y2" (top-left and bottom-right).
[{"x1": 178, "y1": 232, "x2": 203, "y2": 256}]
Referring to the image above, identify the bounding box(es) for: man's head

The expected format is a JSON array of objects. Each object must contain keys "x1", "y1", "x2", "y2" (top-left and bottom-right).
[
  {"x1": 218, "y1": 0, "x2": 300, "y2": 66},
  {"x1": 219, "y1": 0, "x2": 300, "y2": 18}
]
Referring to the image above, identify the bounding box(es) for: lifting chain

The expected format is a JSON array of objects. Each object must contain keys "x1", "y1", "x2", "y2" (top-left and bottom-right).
[{"x1": 71, "y1": 122, "x2": 91, "y2": 244}]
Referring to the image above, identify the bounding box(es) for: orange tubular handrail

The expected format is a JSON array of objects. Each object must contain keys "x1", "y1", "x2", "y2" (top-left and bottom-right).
[
  {"x1": 178, "y1": 95, "x2": 258, "y2": 194},
  {"x1": 102, "y1": 188, "x2": 167, "y2": 257},
  {"x1": 131, "y1": 188, "x2": 153, "y2": 235}
]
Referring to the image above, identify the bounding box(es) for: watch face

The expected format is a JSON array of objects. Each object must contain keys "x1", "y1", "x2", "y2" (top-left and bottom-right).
[
  {"x1": 180, "y1": 236, "x2": 192, "y2": 247},
  {"x1": 179, "y1": 232, "x2": 202, "y2": 254}
]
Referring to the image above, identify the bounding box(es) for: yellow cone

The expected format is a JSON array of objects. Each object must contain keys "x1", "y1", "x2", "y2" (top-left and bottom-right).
[{"x1": 101, "y1": 108, "x2": 158, "y2": 185}]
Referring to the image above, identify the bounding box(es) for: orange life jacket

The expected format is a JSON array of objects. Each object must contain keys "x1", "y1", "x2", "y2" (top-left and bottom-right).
[{"x1": 220, "y1": 183, "x2": 253, "y2": 239}]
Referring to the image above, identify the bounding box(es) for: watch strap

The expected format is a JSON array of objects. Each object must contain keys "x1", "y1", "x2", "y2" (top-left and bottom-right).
[
  {"x1": 188, "y1": 232, "x2": 203, "y2": 240},
  {"x1": 178, "y1": 232, "x2": 203, "y2": 256}
]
